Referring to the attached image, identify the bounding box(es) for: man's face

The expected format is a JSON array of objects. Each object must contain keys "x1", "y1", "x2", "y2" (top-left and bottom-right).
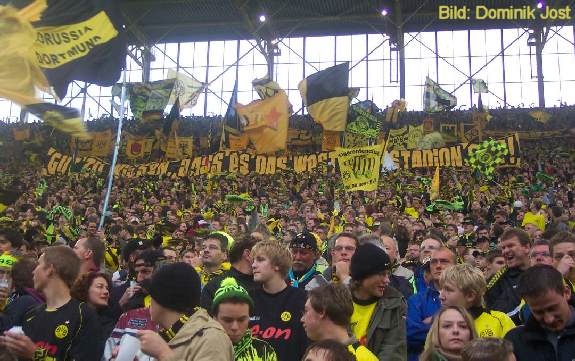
[
  {"x1": 499, "y1": 236, "x2": 531, "y2": 269},
  {"x1": 73, "y1": 238, "x2": 91, "y2": 261},
  {"x1": 32, "y1": 255, "x2": 51, "y2": 291},
  {"x1": 163, "y1": 249, "x2": 178, "y2": 263},
  {"x1": 552, "y1": 242, "x2": 575, "y2": 269},
  {"x1": 526, "y1": 288, "x2": 572, "y2": 332},
  {"x1": 215, "y1": 302, "x2": 250, "y2": 344},
  {"x1": 301, "y1": 299, "x2": 323, "y2": 341},
  {"x1": 405, "y1": 244, "x2": 420, "y2": 261},
  {"x1": 529, "y1": 244, "x2": 553, "y2": 266},
  {"x1": 439, "y1": 280, "x2": 467, "y2": 307},
  {"x1": 476, "y1": 228, "x2": 489, "y2": 239},
  {"x1": 331, "y1": 236, "x2": 356, "y2": 263},
  {"x1": 420, "y1": 238, "x2": 442, "y2": 262},
  {"x1": 358, "y1": 271, "x2": 391, "y2": 298},
  {"x1": 211, "y1": 221, "x2": 223, "y2": 231},
  {"x1": 489, "y1": 256, "x2": 506, "y2": 274},
  {"x1": 201, "y1": 238, "x2": 226, "y2": 268},
  {"x1": 134, "y1": 259, "x2": 154, "y2": 283},
  {"x1": 291, "y1": 247, "x2": 317, "y2": 273},
  {"x1": 380, "y1": 236, "x2": 398, "y2": 262},
  {"x1": 252, "y1": 253, "x2": 276, "y2": 283},
  {"x1": 87, "y1": 222, "x2": 98, "y2": 235},
  {"x1": 430, "y1": 249, "x2": 455, "y2": 284}
]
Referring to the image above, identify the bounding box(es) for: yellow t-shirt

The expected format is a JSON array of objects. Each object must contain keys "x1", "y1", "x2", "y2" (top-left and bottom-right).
[
  {"x1": 351, "y1": 301, "x2": 377, "y2": 345},
  {"x1": 348, "y1": 344, "x2": 379, "y2": 361},
  {"x1": 474, "y1": 310, "x2": 516, "y2": 338}
]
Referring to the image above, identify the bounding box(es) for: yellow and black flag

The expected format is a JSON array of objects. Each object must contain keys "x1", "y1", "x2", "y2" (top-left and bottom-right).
[
  {"x1": 0, "y1": 2, "x2": 89, "y2": 139},
  {"x1": 220, "y1": 81, "x2": 244, "y2": 150},
  {"x1": 31, "y1": 0, "x2": 126, "y2": 99},
  {"x1": 298, "y1": 62, "x2": 350, "y2": 132}
]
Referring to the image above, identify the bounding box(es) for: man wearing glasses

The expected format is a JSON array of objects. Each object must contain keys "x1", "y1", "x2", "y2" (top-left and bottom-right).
[
  {"x1": 407, "y1": 246, "x2": 456, "y2": 361},
  {"x1": 322, "y1": 232, "x2": 358, "y2": 284}
]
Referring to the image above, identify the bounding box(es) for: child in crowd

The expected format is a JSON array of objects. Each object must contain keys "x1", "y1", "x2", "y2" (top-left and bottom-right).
[{"x1": 439, "y1": 264, "x2": 515, "y2": 338}]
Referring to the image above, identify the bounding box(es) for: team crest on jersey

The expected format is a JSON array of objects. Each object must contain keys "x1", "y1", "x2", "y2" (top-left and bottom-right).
[
  {"x1": 280, "y1": 311, "x2": 291, "y2": 322},
  {"x1": 480, "y1": 328, "x2": 494, "y2": 337},
  {"x1": 54, "y1": 324, "x2": 69, "y2": 339}
]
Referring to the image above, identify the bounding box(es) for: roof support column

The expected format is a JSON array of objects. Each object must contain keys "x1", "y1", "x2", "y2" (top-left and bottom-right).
[
  {"x1": 394, "y1": 0, "x2": 406, "y2": 99},
  {"x1": 533, "y1": 26, "x2": 546, "y2": 107}
]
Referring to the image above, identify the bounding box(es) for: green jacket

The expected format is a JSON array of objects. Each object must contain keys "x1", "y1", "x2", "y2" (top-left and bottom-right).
[{"x1": 364, "y1": 286, "x2": 407, "y2": 361}]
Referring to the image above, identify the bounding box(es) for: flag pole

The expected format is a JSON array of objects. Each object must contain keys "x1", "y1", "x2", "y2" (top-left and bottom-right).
[{"x1": 99, "y1": 69, "x2": 127, "y2": 230}]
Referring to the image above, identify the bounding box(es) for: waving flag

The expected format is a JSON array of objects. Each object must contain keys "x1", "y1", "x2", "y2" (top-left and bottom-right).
[
  {"x1": 423, "y1": 77, "x2": 457, "y2": 113},
  {"x1": 299, "y1": 62, "x2": 350, "y2": 131}
]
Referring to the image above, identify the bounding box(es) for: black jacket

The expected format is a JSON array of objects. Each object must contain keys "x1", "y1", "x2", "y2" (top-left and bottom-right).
[
  {"x1": 505, "y1": 306, "x2": 575, "y2": 361},
  {"x1": 200, "y1": 266, "x2": 257, "y2": 314},
  {"x1": 485, "y1": 266, "x2": 523, "y2": 316},
  {"x1": 0, "y1": 288, "x2": 44, "y2": 332}
]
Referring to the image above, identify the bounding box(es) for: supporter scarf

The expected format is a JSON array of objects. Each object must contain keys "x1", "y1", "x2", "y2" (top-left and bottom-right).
[
  {"x1": 288, "y1": 263, "x2": 317, "y2": 288},
  {"x1": 159, "y1": 309, "x2": 198, "y2": 342}
]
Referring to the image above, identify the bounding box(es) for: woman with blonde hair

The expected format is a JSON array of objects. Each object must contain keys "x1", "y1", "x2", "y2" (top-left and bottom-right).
[{"x1": 420, "y1": 306, "x2": 478, "y2": 361}]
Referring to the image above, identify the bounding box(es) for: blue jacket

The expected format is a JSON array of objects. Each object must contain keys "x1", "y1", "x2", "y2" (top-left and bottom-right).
[
  {"x1": 414, "y1": 266, "x2": 428, "y2": 294},
  {"x1": 406, "y1": 283, "x2": 441, "y2": 361}
]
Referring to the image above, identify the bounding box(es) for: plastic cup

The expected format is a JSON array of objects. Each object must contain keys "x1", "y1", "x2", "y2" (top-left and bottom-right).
[{"x1": 115, "y1": 334, "x2": 141, "y2": 361}]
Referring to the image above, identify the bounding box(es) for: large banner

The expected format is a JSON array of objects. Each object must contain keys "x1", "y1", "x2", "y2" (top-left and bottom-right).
[
  {"x1": 388, "y1": 134, "x2": 520, "y2": 169},
  {"x1": 336, "y1": 144, "x2": 384, "y2": 191},
  {"x1": 385, "y1": 125, "x2": 424, "y2": 151},
  {"x1": 43, "y1": 135, "x2": 521, "y2": 178}
]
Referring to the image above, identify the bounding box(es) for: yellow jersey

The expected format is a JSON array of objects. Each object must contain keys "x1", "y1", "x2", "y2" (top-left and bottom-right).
[{"x1": 351, "y1": 301, "x2": 377, "y2": 345}]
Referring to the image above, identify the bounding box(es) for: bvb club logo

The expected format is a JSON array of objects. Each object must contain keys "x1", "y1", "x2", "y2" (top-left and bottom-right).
[
  {"x1": 55, "y1": 324, "x2": 69, "y2": 339},
  {"x1": 280, "y1": 311, "x2": 291, "y2": 322},
  {"x1": 480, "y1": 328, "x2": 494, "y2": 337}
]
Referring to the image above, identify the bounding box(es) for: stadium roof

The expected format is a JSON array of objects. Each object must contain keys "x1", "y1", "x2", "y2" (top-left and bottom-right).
[{"x1": 119, "y1": 0, "x2": 574, "y2": 44}]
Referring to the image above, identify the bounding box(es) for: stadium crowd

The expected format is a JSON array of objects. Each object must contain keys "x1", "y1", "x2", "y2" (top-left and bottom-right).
[{"x1": 0, "y1": 136, "x2": 573, "y2": 361}]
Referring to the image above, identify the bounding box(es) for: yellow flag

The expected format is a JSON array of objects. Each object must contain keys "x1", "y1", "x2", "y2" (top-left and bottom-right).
[
  {"x1": 228, "y1": 133, "x2": 249, "y2": 151},
  {"x1": 322, "y1": 131, "x2": 341, "y2": 151},
  {"x1": 126, "y1": 136, "x2": 154, "y2": 159},
  {"x1": 12, "y1": 128, "x2": 30, "y2": 141},
  {"x1": 90, "y1": 129, "x2": 113, "y2": 157},
  {"x1": 0, "y1": 4, "x2": 88, "y2": 139},
  {"x1": 529, "y1": 110, "x2": 551, "y2": 124},
  {"x1": 430, "y1": 166, "x2": 440, "y2": 200},
  {"x1": 336, "y1": 143, "x2": 384, "y2": 192},
  {"x1": 238, "y1": 90, "x2": 289, "y2": 154},
  {"x1": 165, "y1": 134, "x2": 194, "y2": 159}
]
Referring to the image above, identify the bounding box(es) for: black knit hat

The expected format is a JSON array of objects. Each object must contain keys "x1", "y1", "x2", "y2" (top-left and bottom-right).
[
  {"x1": 350, "y1": 243, "x2": 391, "y2": 280},
  {"x1": 146, "y1": 262, "x2": 201, "y2": 313}
]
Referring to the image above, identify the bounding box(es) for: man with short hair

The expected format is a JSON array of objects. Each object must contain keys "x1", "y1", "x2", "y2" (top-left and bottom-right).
[
  {"x1": 550, "y1": 231, "x2": 575, "y2": 290},
  {"x1": 137, "y1": 262, "x2": 234, "y2": 361},
  {"x1": 380, "y1": 235, "x2": 415, "y2": 297},
  {"x1": 212, "y1": 277, "x2": 277, "y2": 361},
  {"x1": 485, "y1": 228, "x2": 532, "y2": 317},
  {"x1": 287, "y1": 232, "x2": 321, "y2": 290},
  {"x1": 349, "y1": 243, "x2": 407, "y2": 361},
  {"x1": 73, "y1": 236, "x2": 105, "y2": 274},
  {"x1": 197, "y1": 232, "x2": 232, "y2": 286},
  {"x1": 322, "y1": 232, "x2": 358, "y2": 284},
  {"x1": 201, "y1": 236, "x2": 258, "y2": 312},
  {"x1": 529, "y1": 239, "x2": 553, "y2": 266},
  {"x1": 250, "y1": 240, "x2": 308, "y2": 361},
  {"x1": 505, "y1": 265, "x2": 575, "y2": 361},
  {"x1": 407, "y1": 246, "x2": 456, "y2": 361},
  {"x1": 1, "y1": 246, "x2": 101, "y2": 360},
  {"x1": 301, "y1": 283, "x2": 377, "y2": 361}
]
